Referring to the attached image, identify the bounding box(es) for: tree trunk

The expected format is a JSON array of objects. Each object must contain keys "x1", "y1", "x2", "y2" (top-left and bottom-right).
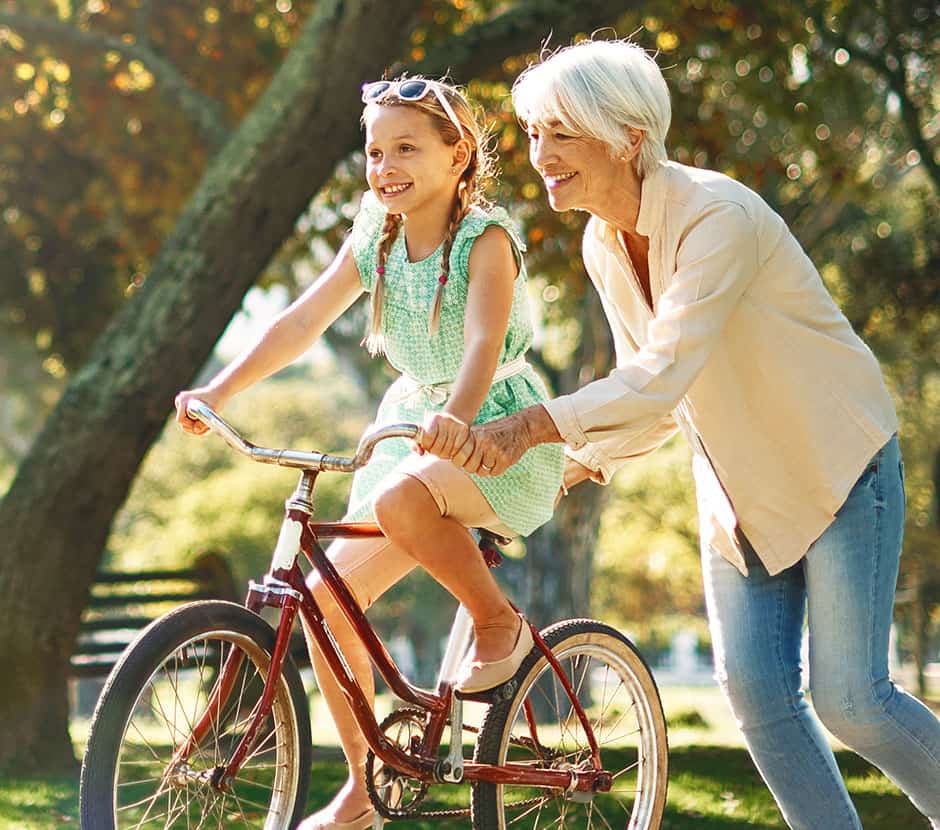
[
  {"x1": 912, "y1": 574, "x2": 927, "y2": 699},
  {"x1": 521, "y1": 482, "x2": 609, "y2": 629},
  {"x1": 0, "y1": 0, "x2": 632, "y2": 774},
  {"x1": 508, "y1": 273, "x2": 615, "y2": 626},
  {"x1": 0, "y1": 0, "x2": 423, "y2": 774}
]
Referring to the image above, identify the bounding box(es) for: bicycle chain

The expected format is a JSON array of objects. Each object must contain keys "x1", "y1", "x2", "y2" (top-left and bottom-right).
[{"x1": 364, "y1": 708, "x2": 556, "y2": 820}]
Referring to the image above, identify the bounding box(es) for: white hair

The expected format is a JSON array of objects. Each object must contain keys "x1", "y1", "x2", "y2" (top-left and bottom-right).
[{"x1": 511, "y1": 38, "x2": 671, "y2": 179}]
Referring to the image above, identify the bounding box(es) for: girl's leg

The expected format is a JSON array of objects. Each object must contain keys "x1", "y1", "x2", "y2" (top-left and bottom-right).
[
  {"x1": 300, "y1": 535, "x2": 417, "y2": 827},
  {"x1": 371, "y1": 456, "x2": 520, "y2": 664},
  {"x1": 703, "y1": 541, "x2": 863, "y2": 830},
  {"x1": 806, "y1": 436, "x2": 940, "y2": 824}
]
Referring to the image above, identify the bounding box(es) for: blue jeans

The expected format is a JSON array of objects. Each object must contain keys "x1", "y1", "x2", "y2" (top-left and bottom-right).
[{"x1": 703, "y1": 435, "x2": 940, "y2": 829}]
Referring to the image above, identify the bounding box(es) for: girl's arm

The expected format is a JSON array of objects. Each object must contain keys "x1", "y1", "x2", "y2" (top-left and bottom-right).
[
  {"x1": 175, "y1": 237, "x2": 363, "y2": 434},
  {"x1": 419, "y1": 224, "x2": 516, "y2": 458}
]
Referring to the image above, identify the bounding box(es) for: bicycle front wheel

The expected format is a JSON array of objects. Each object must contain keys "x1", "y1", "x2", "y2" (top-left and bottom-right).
[
  {"x1": 471, "y1": 619, "x2": 668, "y2": 830},
  {"x1": 80, "y1": 600, "x2": 311, "y2": 830}
]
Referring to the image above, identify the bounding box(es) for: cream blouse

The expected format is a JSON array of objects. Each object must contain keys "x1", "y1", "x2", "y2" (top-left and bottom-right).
[{"x1": 543, "y1": 161, "x2": 897, "y2": 576}]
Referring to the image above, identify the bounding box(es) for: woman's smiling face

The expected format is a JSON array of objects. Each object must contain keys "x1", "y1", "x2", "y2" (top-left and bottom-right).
[
  {"x1": 526, "y1": 120, "x2": 638, "y2": 216},
  {"x1": 363, "y1": 104, "x2": 459, "y2": 218}
]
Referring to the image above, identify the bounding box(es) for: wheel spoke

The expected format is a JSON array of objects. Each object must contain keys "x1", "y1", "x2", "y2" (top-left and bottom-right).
[
  {"x1": 81, "y1": 606, "x2": 307, "y2": 830},
  {"x1": 474, "y1": 622, "x2": 667, "y2": 830}
]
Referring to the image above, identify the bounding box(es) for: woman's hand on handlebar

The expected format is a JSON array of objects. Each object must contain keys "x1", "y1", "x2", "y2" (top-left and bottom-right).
[{"x1": 174, "y1": 387, "x2": 226, "y2": 436}]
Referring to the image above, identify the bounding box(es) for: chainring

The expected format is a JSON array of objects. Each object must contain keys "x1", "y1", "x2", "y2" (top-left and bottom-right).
[{"x1": 365, "y1": 707, "x2": 433, "y2": 820}]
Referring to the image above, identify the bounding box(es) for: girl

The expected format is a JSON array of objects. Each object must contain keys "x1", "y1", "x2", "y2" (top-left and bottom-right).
[{"x1": 174, "y1": 76, "x2": 564, "y2": 830}]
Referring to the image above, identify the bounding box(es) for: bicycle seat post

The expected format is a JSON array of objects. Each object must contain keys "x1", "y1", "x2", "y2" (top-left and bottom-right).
[{"x1": 436, "y1": 604, "x2": 473, "y2": 783}]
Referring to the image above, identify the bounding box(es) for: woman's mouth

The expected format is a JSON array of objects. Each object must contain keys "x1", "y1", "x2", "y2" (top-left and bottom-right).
[{"x1": 544, "y1": 172, "x2": 576, "y2": 190}]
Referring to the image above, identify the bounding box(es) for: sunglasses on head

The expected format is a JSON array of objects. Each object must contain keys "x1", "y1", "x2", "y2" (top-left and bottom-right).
[{"x1": 361, "y1": 79, "x2": 465, "y2": 139}]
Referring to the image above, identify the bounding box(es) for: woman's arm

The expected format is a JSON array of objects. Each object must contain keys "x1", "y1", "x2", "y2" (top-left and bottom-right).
[
  {"x1": 452, "y1": 200, "x2": 759, "y2": 474},
  {"x1": 175, "y1": 237, "x2": 363, "y2": 433},
  {"x1": 418, "y1": 224, "x2": 516, "y2": 458}
]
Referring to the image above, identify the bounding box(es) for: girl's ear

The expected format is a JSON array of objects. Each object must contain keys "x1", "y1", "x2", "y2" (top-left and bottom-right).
[{"x1": 451, "y1": 138, "x2": 472, "y2": 174}]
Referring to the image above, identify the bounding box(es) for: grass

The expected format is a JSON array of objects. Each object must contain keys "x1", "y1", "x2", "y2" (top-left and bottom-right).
[{"x1": 4, "y1": 686, "x2": 934, "y2": 829}]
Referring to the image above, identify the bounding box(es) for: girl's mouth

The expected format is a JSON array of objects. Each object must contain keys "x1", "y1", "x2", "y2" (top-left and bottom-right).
[{"x1": 381, "y1": 183, "x2": 413, "y2": 196}]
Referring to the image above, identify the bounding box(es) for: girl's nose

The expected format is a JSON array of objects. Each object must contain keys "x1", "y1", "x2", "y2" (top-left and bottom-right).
[{"x1": 377, "y1": 159, "x2": 399, "y2": 177}]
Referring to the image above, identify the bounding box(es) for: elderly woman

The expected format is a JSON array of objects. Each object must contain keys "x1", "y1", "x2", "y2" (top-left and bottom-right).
[{"x1": 418, "y1": 39, "x2": 940, "y2": 830}]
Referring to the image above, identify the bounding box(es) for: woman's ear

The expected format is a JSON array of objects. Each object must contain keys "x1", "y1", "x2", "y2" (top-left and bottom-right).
[{"x1": 621, "y1": 127, "x2": 645, "y2": 160}]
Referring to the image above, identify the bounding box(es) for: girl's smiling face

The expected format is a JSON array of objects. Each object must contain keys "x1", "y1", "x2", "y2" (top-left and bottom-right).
[{"x1": 364, "y1": 104, "x2": 462, "y2": 219}]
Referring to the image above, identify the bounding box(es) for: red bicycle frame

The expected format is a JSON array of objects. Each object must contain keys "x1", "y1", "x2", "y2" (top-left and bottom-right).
[{"x1": 174, "y1": 469, "x2": 609, "y2": 796}]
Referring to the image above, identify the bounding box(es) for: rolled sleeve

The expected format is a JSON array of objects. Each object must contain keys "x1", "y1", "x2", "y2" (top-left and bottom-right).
[
  {"x1": 564, "y1": 412, "x2": 679, "y2": 484},
  {"x1": 543, "y1": 395, "x2": 587, "y2": 449}
]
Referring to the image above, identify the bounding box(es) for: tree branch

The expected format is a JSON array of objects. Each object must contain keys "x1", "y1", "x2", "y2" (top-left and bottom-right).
[
  {"x1": 0, "y1": 10, "x2": 230, "y2": 150},
  {"x1": 413, "y1": 0, "x2": 630, "y2": 81},
  {"x1": 135, "y1": 0, "x2": 154, "y2": 49},
  {"x1": 806, "y1": 6, "x2": 940, "y2": 193}
]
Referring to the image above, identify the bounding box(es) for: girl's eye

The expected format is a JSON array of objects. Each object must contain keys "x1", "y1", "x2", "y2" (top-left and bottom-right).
[
  {"x1": 368, "y1": 149, "x2": 382, "y2": 159},
  {"x1": 554, "y1": 132, "x2": 572, "y2": 141},
  {"x1": 399, "y1": 144, "x2": 415, "y2": 153}
]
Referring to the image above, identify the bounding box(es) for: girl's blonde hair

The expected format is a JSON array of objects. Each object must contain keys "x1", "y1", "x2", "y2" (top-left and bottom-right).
[
  {"x1": 362, "y1": 77, "x2": 495, "y2": 355},
  {"x1": 512, "y1": 38, "x2": 670, "y2": 179}
]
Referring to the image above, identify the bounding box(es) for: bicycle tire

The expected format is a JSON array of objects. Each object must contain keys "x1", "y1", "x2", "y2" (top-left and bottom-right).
[
  {"x1": 471, "y1": 618, "x2": 668, "y2": 830},
  {"x1": 79, "y1": 600, "x2": 312, "y2": 830}
]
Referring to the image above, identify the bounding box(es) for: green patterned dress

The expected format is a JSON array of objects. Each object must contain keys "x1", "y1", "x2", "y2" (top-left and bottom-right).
[{"x1": 345, "y1": 191, "x2": 564, "y2": 536}]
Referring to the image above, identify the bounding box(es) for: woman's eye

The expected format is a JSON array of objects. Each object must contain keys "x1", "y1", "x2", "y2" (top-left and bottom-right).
[
  {"x1": 554, "y1": 132, "x2": 572, "y2": 141},
  {"x1": 368, "y1": 150, "x2": 382, "y2": 159},
  {"x1": 399, "y1": 144, "x2": 415, "y2": 153}
]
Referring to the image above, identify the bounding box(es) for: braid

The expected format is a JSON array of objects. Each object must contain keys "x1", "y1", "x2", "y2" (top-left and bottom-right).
[
  {"x1": 429, "y1": 167, "x2": 476, "y2": 337},
  {"x1": 364, "y1": 212, "x2": 401, "y2": 355}
]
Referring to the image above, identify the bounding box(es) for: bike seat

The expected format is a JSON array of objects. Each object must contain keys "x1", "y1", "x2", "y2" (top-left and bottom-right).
[{"x1": 476, "y1": 528, "x2": 512, "y2": 547}]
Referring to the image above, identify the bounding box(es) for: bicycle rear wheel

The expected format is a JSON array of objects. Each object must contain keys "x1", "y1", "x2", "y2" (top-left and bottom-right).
[
  {"x1": 471, "y1": 619, "x2": 668, "y2": 830},
  {"x1": 80, "y1": 600, "x2": 311, "y2": 830}
]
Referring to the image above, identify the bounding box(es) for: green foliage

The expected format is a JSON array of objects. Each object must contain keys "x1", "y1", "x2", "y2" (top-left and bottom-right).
[
  {"x1": 591, "y1": 437, "x2": 710, "y2": 659},
  {"x1": 107, "y1": 367, "x2": 367, "y2": 588},
  {"x1": 3, "y1": 0, "x2": 939, "y2": 667}
]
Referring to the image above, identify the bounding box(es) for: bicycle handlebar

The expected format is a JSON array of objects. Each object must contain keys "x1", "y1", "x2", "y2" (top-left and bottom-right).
[{"x1": 185, "y1": 399, "x2": 419, "y2": 473}]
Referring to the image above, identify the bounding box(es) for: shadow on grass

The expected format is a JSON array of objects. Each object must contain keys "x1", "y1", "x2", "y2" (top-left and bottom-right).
[
  {"x1": 662, "y1": 746, "x2": 927, "y2": 830},
  {"x1": 0, "y1": 745, "x2": 928, "y2": 829},
  {"x1": 0, "y1": 772, "x2": 79, "y2": 829}
]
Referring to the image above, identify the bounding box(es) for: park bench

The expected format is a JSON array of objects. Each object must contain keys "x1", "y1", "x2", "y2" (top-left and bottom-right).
[{"x1": 70, "y1": 552, "x2": 239, "y2": 680}]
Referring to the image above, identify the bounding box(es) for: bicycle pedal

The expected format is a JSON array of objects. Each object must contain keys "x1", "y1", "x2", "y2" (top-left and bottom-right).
[{"x1": 455, "y1": 678, "x2": 517, "y2": 704}]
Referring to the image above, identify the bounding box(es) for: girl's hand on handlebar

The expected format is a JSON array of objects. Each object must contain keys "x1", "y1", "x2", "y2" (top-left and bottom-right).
[
  {"x1": 174, "y1": 388, "x2": 225, "y2": 436},
  {"x1": 415, "y1": 412, "x2": 471, "y2": 459}
]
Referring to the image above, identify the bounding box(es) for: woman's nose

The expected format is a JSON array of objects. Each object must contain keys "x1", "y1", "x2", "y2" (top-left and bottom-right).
[{"x1": 531, "y1": 136, "x2": 552, "y2": 166}]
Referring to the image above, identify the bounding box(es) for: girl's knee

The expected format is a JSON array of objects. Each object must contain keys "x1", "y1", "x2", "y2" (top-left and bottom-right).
[{"x1": 373, "y1": 476, "x2": 435, "y2": 537}]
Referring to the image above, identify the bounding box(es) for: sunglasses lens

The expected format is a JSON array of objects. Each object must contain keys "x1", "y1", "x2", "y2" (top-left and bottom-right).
[
  {"x1": 397, "y1": 80, "x2": 429, "y2": 100},
  {"x1": 363, "y1": 81, "x2": 391, "y2": 101}
]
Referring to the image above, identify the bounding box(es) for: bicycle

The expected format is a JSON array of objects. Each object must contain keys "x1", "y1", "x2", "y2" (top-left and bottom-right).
[{"x1": 79, "y1": 400, "x2": 668, "y2": 829}]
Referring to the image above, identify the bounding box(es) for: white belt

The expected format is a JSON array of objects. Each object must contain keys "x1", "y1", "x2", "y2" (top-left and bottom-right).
[{"x1": 389, "y1": 355, "x2": 530, "y2": 407}]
